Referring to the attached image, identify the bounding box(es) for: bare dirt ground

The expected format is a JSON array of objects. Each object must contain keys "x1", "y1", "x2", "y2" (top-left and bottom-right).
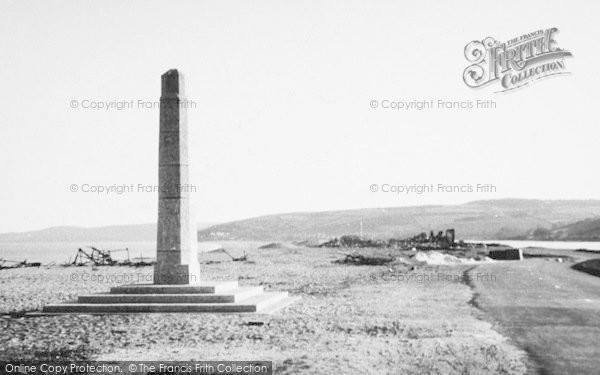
[
  {"x1": 0, "y1": 242, "x2": 527, "y2": 374},
  {"x1": 468, "y1": 248, "x2": 600, "y2": 375}
]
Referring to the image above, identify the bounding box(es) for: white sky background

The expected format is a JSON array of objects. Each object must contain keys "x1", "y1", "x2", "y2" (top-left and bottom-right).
[{"x1": 0, "y1": 0, "x2": 598, "y2": 232}]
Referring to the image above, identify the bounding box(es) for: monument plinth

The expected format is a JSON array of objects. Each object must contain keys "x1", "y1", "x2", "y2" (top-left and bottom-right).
[{"x1": 42, "y1": 70, "x2": 299, "y2": 314}]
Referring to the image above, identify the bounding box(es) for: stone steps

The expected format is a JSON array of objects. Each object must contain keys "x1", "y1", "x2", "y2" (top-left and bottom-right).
[
  {"x1": 41, "y1": 281, "x2": 298, "y2": 314},
  {"x1": 78, "y1": 286, "x2": 264, "y2": 304},
  {"x1": 110, "y1": 281, "x2": 239, "y2": 294}
]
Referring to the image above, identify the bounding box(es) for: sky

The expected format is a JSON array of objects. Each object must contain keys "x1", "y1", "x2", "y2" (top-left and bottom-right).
[{"x1": 0, "y1": 0, "x2": 598, "y2": 232}]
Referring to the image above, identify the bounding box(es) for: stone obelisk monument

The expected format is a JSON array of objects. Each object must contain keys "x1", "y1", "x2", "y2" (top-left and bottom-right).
[
  {"x1": 154, "y1": 69, "x2": 200, "y2": 284},
  {"x1": 42, "y1": 69, "x2": 298, "y2": 313}
]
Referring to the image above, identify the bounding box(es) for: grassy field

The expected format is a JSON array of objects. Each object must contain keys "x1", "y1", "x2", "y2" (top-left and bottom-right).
[{"x1": 0, "y1": 242, "x2": 527, "y2": 374}]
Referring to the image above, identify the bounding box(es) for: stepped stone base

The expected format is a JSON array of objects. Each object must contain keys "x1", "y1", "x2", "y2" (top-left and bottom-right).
[{"x1": 42, "y1": 281, "x2": 299, "y2": 314}]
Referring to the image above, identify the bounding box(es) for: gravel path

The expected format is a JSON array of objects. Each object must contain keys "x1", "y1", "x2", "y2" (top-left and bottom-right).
[{"x1": 469, "y1": 250, "x2": 600, "y2": 375}]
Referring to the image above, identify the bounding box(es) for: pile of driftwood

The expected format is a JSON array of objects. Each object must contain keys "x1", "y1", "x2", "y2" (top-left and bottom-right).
[
  {"x1": 223, "y1": 250, "x2": 248, "y2": 262},
  {"x1": 336, "y1": 252, "x2": 395, "y2": 266},
  {"x1": 0, "y1": 259, "x2": 41, "y2": 270},
  {"x1": 65, "y1": 247, "x2": 154, "y2": 267},
  {"x1": 0, "y1": 246, "x2": 156, "y2": 271},
  {"x1": 320, "y1": 229, "x2": 458, "y2": 250},
  {"x1": 320, "y1": 235, "x2": 387, "y2": 248}
]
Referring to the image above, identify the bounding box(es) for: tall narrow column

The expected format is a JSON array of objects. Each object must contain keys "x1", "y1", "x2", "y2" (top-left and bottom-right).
[{"x1": 154, "y1": 69, "x2": 200, "y2": 284}]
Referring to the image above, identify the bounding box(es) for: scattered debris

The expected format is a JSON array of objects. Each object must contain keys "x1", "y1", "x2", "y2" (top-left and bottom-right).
[
  {"x1": 130, "y1": 254, "x2": 156, "y2": 267},
  {"x1": 392, "y1": 229, "x2": 456, "y2": 250},
  {"x1": 0, "y1": 259, "x2": 42, "y2": 270},
  {"x1": 223, "y1": 250, "x2": 248, "y2": 262},
  {"x1": 2, "y1": 247, "x2": 154, "y2": 271},
  {"x1": 320, "y1": 236, "x2": 387, "y2": 248},
  {"x1": 65, "y1": 247, "x2": 136, "y2": 267},
  {"x1": 335, "y1": 252, "x2": 395, "y2": 266},
  {"x1": 320, "y1": 229, "x2": 458, "y2": 250}
]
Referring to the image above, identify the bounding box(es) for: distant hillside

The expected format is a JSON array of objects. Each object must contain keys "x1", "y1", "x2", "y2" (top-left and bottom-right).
[
  {"x1": 198, "y1": 199, "x2": 600, "y2": 241},
  {"x1": 5, "y1": 200, "x2": 600, "y2": 243},
  {"x1": 0, "y1": 223, "x2": 215, "y2": 243},
  {"x1": 525, "y1": 218, "x2": 600, "y2": 241}
]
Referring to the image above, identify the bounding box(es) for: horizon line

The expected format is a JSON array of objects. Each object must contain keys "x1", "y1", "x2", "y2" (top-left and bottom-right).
[{"x1": 4, "y1": 197, "x2": 600, "y2": 235}]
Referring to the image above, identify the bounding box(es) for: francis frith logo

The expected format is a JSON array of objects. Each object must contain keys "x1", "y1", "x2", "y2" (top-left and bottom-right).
[{"x1": 463, "y1": 28, "x2": 572, "y2": 92}]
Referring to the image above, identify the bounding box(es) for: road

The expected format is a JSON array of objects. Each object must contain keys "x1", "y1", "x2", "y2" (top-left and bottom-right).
[{"x1": 469, "y1": 252, "x2": 600, "y2": 375}]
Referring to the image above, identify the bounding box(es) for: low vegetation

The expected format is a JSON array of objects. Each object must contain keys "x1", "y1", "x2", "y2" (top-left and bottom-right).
[{"x1": 0, "y1": 242, "x2": 527, "y2": 374}]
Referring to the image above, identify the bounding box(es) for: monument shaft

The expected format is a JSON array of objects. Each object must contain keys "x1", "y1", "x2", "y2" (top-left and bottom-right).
[{"x1": 154, "y1": 69, "x2": 200, "y2": 284}]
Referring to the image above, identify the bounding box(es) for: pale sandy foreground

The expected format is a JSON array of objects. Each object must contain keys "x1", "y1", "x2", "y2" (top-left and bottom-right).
[{"x1": 1, "y1": 243, "x2": 528, "y2": 374}]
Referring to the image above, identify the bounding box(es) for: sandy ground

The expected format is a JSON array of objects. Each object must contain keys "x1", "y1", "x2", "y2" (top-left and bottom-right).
[
  {"x1": 468, "y1": 248, "x2": 600, "y2": 375},
  {"x1": 0, "y1": 243, "x2": 528, "y2": 374}
]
